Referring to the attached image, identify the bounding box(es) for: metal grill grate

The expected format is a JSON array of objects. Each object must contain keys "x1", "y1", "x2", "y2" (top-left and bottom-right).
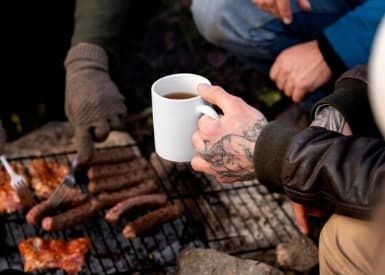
[{"x1": 0, "y1": 146, "x2": 300, "y2": 274}]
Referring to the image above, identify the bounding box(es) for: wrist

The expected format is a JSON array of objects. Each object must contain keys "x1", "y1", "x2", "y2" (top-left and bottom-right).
[{"x1": 65, "y1": 43, "x2": 109, "y2": 72}]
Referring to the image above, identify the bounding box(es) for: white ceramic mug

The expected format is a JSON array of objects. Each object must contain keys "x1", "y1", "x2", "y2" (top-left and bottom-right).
[
  {"x1": 151, "y1": 73, "x2": 218, "y2": 162},
  {"x1": 369, "y1": 16, "x2": 385, "y2": 138}
]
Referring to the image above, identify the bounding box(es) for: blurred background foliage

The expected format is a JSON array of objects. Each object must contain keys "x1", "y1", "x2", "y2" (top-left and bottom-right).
[{"x1": 2, "y1": 0, "x2": 284, "y2": 143}]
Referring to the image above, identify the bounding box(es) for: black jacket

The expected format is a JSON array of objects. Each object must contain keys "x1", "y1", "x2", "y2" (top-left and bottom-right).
[{"x1": 254, "y1": 66, "x2": 385, "y2": 219}]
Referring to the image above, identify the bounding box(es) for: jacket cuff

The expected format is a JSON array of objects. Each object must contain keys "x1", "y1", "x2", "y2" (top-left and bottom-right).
[
  {"x1": 317, "y1": 34, "x2": 348, "y2": 78},
  {"x1": 254, "y1": 121, "x2": 300, "y2": 192},
  {"x1": 311, "y1": 79, "x2": 382, "y2": 138}
]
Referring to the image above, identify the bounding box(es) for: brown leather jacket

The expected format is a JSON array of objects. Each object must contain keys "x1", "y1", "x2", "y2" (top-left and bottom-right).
[{"x1": 254, "y1": 66, "x2": 385, "y2": 219}]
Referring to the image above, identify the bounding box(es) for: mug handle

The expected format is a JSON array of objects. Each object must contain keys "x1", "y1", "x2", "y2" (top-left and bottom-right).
[{"x1": 196, "y1": 105, "x2": 219, "y2": 120}]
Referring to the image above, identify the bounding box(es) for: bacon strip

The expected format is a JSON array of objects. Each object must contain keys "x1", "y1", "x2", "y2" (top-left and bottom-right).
[
  {"x1": 105, "y1": 193, "x2": 168, "y2": 224},
  {"x1": 88, "y1": 170, "x2": 152, "y2": 193},
  {"x1": 41, "y1": 199, "x2": 104, "y2": 232},
  {"x1": 122, "y1": 202, "x2": 183, "y2": 239},
  {"x1": 97, "y1": 179, "x2": 158, "y2": 207},
  {"x1": 18, "y1": 237, "x2": 90, "y2": 274},
  {"x1": 87, "y1": 157, "x2": 148, "y2": 179}
]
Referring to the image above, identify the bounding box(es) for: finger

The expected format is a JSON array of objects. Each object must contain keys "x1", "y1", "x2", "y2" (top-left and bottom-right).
[
  {"x1": 75, "y1": 127, "x2": 94, "y2": 164},
  {"x1": 291, "y1": 202, "x2": 310, "y2": 235},
  {"x1": 197, "y1": 84, "x2": 237, "y2": 114},
  {"x1": 283, "y1": 77, "x2": 295, "y2": 98},
  {"x1": 92, "y1": 120, "x2": 110, "y2": 142},
  {"x1": 292, "y1": 87, "x2": 307, "y2": 103},
  {"x1": 192, "y1": 131, "x2": 206, "y2": 154},
  {"x1": 297, "y1": 0, "x2": 311, "y2": 11},
  {"x1": 198, "y1": 113, "x2": 221, "y2": 135},
  {"x1": 190, "y1": 155, "x2": 213, "y2": 175},
  {"x1": 109, "y1": 115, "x2": 126, "y2": 131},
  {"x1": 269, "y1": 59, "x2": 279, "y2": 82},
  {"x1": 276, "y1": 0, "x2": 292, "y2": 24},
  {"x1": 275, "y1": 73, "x2": 287, "y2": 92}
]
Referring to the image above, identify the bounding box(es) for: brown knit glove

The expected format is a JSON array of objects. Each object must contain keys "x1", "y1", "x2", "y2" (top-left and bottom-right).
[
  {"x1": 0, "y1": 121, "x2": 5, "y2": 154},
  {"x1": 65, "y1": 43, "x2": 127, "y2": 164}
]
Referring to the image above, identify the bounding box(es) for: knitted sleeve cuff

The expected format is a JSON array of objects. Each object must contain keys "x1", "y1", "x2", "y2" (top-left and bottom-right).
[
  {"x1": 254, "y1": 121, "x2": 300, "y2": 192},
  {"x1": 64, "y1": 43, "x2": 109, "y2": 72}
]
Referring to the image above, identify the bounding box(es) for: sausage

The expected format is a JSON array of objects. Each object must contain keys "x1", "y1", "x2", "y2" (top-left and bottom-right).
[
  {"x1": 87, "y1": 157, "x2": 148, "y2": 180},
  {"x1": 105, "y1": 193, "x2": 168, "y2": 224},
  {"x1": 97, "y1": 179, "x2": 158, "y2": 207},
  {"x1": 89, "y1": 147, "x2": 138, "y2": 164},
  {"x1": 88, "y1": 170, "x2": 152, "y2": 193},
  {"x1": 41, "y1": 198, "x2": 103, "y2": 232},
  {"x1": 26, "y1": 200, "x2": 51, "y2": 226},
  {"x1": 122, "y1": 202, "x2": 183, "y2": 239},
  {"x1": 26, "y1": 192, "x2": 88, "y2": 226}
]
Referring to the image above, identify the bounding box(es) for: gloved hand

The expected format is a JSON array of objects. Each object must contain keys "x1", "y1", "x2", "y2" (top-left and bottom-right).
[
  {"x1": 65, "y1": 43, "x2": 127, "y2": 164},
  {"x1": 0, "y1": 121, "x2": 6, "y2": 154}
]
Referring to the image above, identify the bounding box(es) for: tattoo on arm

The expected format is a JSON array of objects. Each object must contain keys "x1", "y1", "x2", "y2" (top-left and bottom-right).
[
  {"x1": 201, "y1": 117, "x2": 267, "y2": 181},
  {"x1": 310, "y1": 106, "x2": 346, "y2": 133}
]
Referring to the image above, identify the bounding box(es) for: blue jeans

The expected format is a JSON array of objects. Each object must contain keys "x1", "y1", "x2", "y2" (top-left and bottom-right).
[{"x1": 191, "y1": 0, "x2": 352, "y2": 110}]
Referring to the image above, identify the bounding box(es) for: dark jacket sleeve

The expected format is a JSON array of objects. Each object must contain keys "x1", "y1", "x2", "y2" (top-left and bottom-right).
[
  {"x1": 255, "y1": 123, "x2": 385, "y2": 219},
  {"x1": 317, "y1": 0, "x2": 385, "y2": 77},
  {"x1": 71, "y1": 0, "x2": 131, "y2": 61},
  {"x1": 311, "y1": 65, "x2": 382, "y2": 138}
]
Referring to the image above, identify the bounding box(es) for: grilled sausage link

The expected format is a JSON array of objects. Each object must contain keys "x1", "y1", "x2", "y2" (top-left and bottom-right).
[
  {"x1": 88, "y1": 170, "x2": 153, "y2": 194},
  {"x1": 89, "y1": 147, "x2": 138, "y2": 164},
  {"x1": 122, "y1": 202, "x2": 184, "y2": 239},
  {"x1": 87, "y1": 157, "x2": 148, "y2": 180},
  {"x1": 26, "y1": 192, "x2": 88, "y2": 226},
  {"x1": 97, "y1": 179, "x2": 158, "y2": 207},
  {"x1": 41, "y1": 199, "x2": 103, "y2": 232},
  {"x1": 105, "y1": 193, "x2": 168, "y2": 224}
]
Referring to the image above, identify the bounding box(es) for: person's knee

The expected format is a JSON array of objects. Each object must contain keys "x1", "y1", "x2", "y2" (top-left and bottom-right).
[
  {"x1": 319, "y1": 214, "x2": 374, "y2": 275},
  {"x1": 190, "y1": 0, "x2": 226, "y2": 45}
]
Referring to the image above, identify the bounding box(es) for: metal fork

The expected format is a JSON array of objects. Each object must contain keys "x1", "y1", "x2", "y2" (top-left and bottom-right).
[
  {"x1": 45, "y1": 154, "x2": 79, "y2": 209},
  {"x1": 0, "y1": 155, "x2": 36, "y2": 207}
]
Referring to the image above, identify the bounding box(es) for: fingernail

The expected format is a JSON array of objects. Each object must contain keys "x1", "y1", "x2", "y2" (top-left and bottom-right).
[
  {"x1": 198, "y1": 83, "x2": 210, "y2": 88},
  {"x1": 283, "y1": 17, "x2": 291, "y2": 24}
]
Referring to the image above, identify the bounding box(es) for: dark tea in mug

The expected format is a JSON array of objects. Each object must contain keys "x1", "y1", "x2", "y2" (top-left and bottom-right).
[{"x1": 164, "y1": 92, "x2": 197, "y2": 99}]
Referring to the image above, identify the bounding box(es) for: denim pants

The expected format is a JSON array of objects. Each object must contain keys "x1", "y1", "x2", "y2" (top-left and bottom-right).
[{"x1": 191, "y1": 0, "x2": 353, "y2": 110}]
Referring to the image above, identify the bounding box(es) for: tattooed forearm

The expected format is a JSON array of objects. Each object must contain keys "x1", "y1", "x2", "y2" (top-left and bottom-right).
[
  {"x1": 201, "y1": 117, "x2": 268, "y2": 181},
  {"x1": 311, "y1": 106, "x2": 346, "y2": 133}
]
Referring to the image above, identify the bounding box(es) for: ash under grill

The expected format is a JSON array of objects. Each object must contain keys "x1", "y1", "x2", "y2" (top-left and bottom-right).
[{"x1": 0, "y1": 146, "x2": 300, "y2": 274}]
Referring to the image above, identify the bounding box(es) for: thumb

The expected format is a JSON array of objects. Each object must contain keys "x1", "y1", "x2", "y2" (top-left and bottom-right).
[
  {"x1": 197, "y1": 84, "x2": 237, "y2": 114},
  {"x1": 75, "y1": 127, "x2": 94, "y2": 164},
  {"x1": 297, "y1": 0, "x2": 311, "y2": 11}
]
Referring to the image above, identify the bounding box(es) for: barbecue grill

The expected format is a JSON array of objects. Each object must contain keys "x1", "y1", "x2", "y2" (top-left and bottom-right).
[{"x1": 0, "y1": 144, "x2": 301, "y2": 274}]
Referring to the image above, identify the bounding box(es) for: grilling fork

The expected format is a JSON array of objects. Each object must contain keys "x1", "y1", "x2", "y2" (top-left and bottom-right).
[
  {"x1": 0, "y1": 155, "x2": 36, "y2": 207},
  {"x1": 46, "y1": 154, "x2": 79, "y2": 209}
]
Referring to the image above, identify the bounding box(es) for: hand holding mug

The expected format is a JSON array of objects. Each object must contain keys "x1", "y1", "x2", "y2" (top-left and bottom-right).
[
  {"x1": 191, "y1": 84, "x2": 268, "y2": 183},
  {"x1": 151, "y1": 73, "x2": 218, "y2": 163}
]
